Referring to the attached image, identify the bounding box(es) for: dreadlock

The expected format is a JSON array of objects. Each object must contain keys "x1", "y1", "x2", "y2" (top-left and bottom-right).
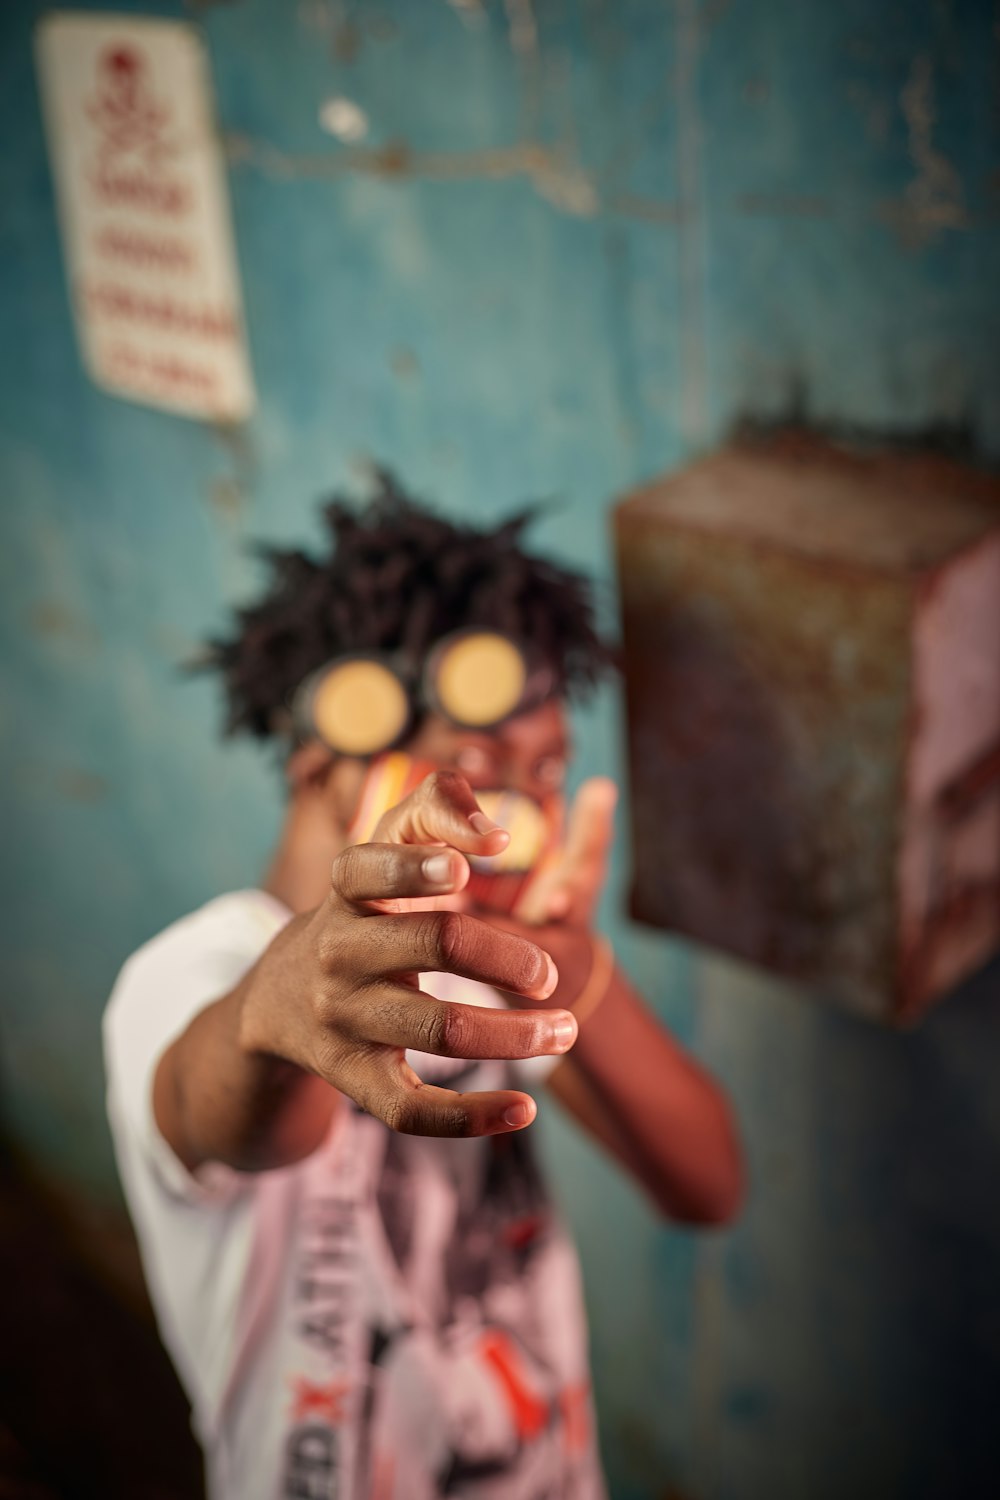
[{"x1": 205, "y1": 470, "x2": 615, "y2": 741}]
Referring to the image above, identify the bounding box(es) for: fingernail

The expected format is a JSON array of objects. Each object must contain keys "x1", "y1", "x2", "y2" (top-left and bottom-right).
[
  {"x1": 422, "y1": 853, "x2": 453, "y2": 885},
  {"x1": 548, "y1": 890, "x2": 571, "y2": 919},
  {"x1": 469, "y1": 810, "x2": 502, "y2": 836},
  {"x1": 503, "y1": 1101, "x2": 535, "y2": 1128},
  {"x1": 552, "y1": 1015, "x2": 578, "y2": 1051},
  {"x1": 539, "y1": 953, "x2": 559, "y2": 998}
]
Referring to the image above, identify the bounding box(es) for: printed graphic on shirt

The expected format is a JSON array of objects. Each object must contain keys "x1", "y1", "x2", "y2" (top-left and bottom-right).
[
  {"x1": 281, "y1": 1093, "x2": 600, "y2": 1500},
  {"x1": 104, "y1": 894, "x2": 604, "y2": 1500}
]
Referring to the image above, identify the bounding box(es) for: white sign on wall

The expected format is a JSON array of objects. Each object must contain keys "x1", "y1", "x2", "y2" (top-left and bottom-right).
[{"x1": 36, "y1": 12, "x2": 255, "y2": 422}]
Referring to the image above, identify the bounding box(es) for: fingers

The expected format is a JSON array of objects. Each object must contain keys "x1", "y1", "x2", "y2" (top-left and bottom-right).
[
  {"x1": 353, "y1": 1053, "x2": 541, "y2": 1137},
  {"x1": 372, "y1": 769, "x2": 511, "y2": 859},
  {"x1": 563, "y1": 777, "x2": 618, "y2": 871},
  {"x1": 330, "y1": 851, "x2": 558, "y2": 995},
  {"x1": 354, "y1": 908, "x2": 559, "y2": 999},
  {"x1": 517, "y1": 778, "x2": 617, "y2": 925},
  {"x1": 340, "y1": 985, "x2": 577, "y2": 1060},
  {"x1": 332, "y1": 841, "x2": 470, "y2": 907},
  {"x1": 511, "y1": 862, "x2": 565, "y2": 925},
  {"x1": 330, "y1": 846, "x2": 561, "y2": 997}
]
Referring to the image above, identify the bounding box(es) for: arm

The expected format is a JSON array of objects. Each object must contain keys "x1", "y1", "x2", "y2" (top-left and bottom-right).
[
  {"x1": 154, "y1": 772, "x2": 579, "y2": 1176},
  {"x1": 153, "y1": 914, "x2": 342, "y2": 1175},
  {"x1": 492, "y1": 778, "x2": 743, "y2": 1225},
  {"x1": 547, "y1": 963, "x2": 743, "y2": 1224}
]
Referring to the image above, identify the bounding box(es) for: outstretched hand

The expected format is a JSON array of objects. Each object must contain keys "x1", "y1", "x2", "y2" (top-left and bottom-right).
[{"x1": 239, "y1": 770, "x2": 579, "y2": 1138}]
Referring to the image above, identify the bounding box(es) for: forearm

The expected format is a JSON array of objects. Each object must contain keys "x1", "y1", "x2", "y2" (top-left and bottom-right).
[
  {"x1": 154, "y1": 918, "x2": 339, "y2": 1175},
  {"x1": 558, "y1": 965, "x2": 743, "y2": 1224}
]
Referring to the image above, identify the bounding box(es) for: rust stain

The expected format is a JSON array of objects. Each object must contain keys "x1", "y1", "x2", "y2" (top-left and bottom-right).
[
  {"x1": 880, "y1": 54, "x2": 968, "y2": 246},
  {"x1": 206, "y1": 475, "x2": 246, "y2": 523},
  {"x1": 504, "y1": 0, "x2": 538, "y2": 58},
  {"x1": 616, "y1": 435, "x2": 1000, "y2": 1021},
  {"x1": 224, "y1": 132, "x2": 601, "y2": 218},
  {"x1": 211, "y1": 419, "x2": 256, "y2": 490},
  {"x1": 29, "y1": 601, "x2": 80, "y2": 637},
  {"x1": 17, "y1": 763, "x2": 109, "y2": 803},
  {"x1": 56, "y1": 769, "x2": 109, "y2": 804},
  {"x1": 27, "y1": 601, "x2": 99, "y2": 647},
  {"x1": 390, "y1": 347, "x2": 420, "y2": 380},
  {"x1": 332, "y1": 19, "x2": 361, "y2": 63},
  {"x1": 742, "y1": 76, "x2": 771, "y2": 105}
]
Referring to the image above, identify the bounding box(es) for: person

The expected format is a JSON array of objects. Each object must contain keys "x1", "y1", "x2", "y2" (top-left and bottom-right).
[{"x1": 104, "y1": 475, "x2": 742, "y2": 1500}]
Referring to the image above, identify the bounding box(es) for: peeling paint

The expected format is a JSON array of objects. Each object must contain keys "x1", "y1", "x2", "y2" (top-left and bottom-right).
[
  {"x1": 881, "y1": 54, "x2": 968, "y2": 246},
  {"x1": 225, "y1": 132, "x2": 601, "y2": 217}
]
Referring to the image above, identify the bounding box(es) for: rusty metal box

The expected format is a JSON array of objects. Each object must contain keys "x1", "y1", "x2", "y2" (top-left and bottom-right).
[{"x1": 614, "y1": 436, "x2": 1000, "y2": 1022}]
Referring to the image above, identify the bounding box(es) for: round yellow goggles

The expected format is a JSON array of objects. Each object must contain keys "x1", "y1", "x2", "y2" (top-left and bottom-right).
[{"x1": 294, "y1": 629, "x2": 553, "y2": 757}]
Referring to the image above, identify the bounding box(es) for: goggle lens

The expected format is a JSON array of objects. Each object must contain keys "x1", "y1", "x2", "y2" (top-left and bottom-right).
[
  {"x1": 299, "y1": 630, "x2": 546, "y2": 756},
  {"x1": 430, "y1": 632, "x2": 528, "y2": 728},
  {"x1": 311, "y1": 659, "x2": 410, "y2": 757}
]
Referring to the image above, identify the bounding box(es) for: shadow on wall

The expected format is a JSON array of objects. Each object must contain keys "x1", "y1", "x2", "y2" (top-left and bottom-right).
[{"x1": 0, "y1": 1142, "x2": 203, "y2": 1500}]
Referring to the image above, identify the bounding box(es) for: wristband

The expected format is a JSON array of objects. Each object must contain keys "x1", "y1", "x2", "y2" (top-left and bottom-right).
[{"x1": 571, "y1": 935, "x2": 614, "y2": 1030}]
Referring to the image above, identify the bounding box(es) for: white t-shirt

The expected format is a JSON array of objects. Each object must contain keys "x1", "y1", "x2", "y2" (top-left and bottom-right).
[{"x1": 104, "y1": 890, "x2": 606, "y2": 1500}]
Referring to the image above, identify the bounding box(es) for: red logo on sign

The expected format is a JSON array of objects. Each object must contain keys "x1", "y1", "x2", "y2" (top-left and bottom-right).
[{"x1": 87, "y1": 45, "x2": 174, "y2": 166}]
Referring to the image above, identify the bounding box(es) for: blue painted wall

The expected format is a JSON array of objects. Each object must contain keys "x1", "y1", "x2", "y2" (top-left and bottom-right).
[{"x1": 2, "y1": 2, "x2": 999, "y2": 1497}]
